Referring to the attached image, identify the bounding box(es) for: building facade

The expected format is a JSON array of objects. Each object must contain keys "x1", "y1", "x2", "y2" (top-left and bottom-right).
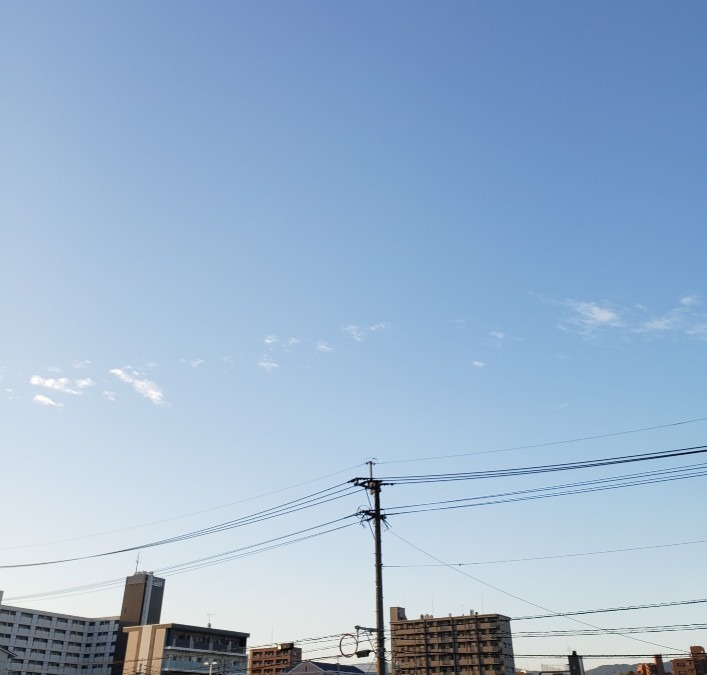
[
  {"x1": 0, "y1": 594, "x2": 120, "y2": 675},
  {"x1": 389, "y1": 607, "x2": 515, "y2": 675},
  {"x1": 121, "y1": 623, "x2": 249, "y2": 675},
  {"x1": 113, "y1": 573, "x2": 166, "y2": 675},
  {"x1": 249, "y1": 643, "x2": 302, "y2": 675},
  {"x1": 0, "y1": 572, "x2": 165, "y2": 675},
  {"x1": 672, "y1": 647, "x2": 707, "y2": 675}
]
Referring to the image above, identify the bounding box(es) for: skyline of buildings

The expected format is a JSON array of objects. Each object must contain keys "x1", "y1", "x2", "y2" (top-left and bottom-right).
[{"x1": 1, "y1": 580, "x2": 703, "y2": 675}]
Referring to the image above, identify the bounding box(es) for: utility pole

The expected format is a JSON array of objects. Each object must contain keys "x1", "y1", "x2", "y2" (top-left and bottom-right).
[{"x1": 352, "y1": 461, "x2": 388, "y2": 675}]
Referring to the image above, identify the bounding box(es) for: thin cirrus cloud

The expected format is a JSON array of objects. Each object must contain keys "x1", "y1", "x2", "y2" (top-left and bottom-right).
[
  {"x1": 30, "y1": 375, "x2": 95, "y2": 395},
  {"x1": 109, "y1": 367, "x2": 165, "y2": 405},
  {"x1": 316, "y1": 340, "x2": 333, "y2": 353},
  {"x1": 559, "y1": 300, "x2": 622, "y2": 335},
  {"x1": 557, "y1": 295, "x2": 707, "y2": 340},
  {"x1": 181, "y1": 358, "x2": 205, "y2": 368},
  {"x1": 343, "y1": 322, "x2": 390, "y2": 342},
  {"x1": 258, "y1": 356, "x2": 279, "y2": 373},
  {"x1": 471, "y1": 360, "x2": 486, "y2": 368},
  {"x1": 33, "y1": 394, "x2": 62, "y2": 407}
]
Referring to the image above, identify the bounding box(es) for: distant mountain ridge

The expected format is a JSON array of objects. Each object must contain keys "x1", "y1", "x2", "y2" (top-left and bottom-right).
[{"x1": 585, "y1": 664, "x2": 638, "y2": 675}]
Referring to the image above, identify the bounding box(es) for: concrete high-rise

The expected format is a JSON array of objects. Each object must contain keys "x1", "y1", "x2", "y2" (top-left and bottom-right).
[{"x1": 389, "y1": 607, "x2": 515, "y2": 675}]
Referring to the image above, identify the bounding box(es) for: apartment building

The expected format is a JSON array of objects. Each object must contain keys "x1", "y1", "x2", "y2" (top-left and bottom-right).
[
  {"x1": 389, "y1": 607, "x2": 515, "y2": 675},
  {"x1": 0, "y1": 572, "x2": 165, "y2": 675},
  {"x1": 249, "y1": 643, "x2": 302, "y2": 675},
  {"x1": 121, "y1": 622, "x2": 249, "y2": 675},
  {"x1": 0, "y1": 596, "x2": 120, "y2": 675},
  {"x1": 672, "y1": 647, "x2": 707, "y2": 675}
]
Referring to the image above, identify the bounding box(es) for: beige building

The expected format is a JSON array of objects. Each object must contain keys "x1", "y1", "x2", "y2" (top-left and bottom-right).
[
  {"x1": 389, "y1": 608, "x2": 515, "y2": 675},
  {"x1": 122, "y1": 623, "x2": 249, "y2": 675},
  {"x1": 636, "y1": 655, "x2": 666, "y2": 675},
  {"x1": 672, "y1": 647, "x2": 707, "y2": 675},
  {"x1": 249, "y1": 643, "x2": 302, "y2": 675}
]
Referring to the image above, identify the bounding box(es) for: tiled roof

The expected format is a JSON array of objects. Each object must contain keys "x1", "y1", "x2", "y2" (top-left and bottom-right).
[{"x1": 285, "y1": 661, "x2": 366, "y2": 675}]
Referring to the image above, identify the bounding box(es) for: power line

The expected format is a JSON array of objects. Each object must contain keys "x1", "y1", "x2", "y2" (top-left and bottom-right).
[
  {"x1": 385, "y1": 537, "x2": 707, "y2": 568},
  {"x1": 514, "y1": 598, "x2": 707, "y2": 621},
  {"x1": 374, "y1": 445, "x2": 707, "y2": 484},
  {"x1": 0, "y1": 462, "x2": 366, "y2": 552},
  {"x1": 377, "y1": 416, "x2": 707, "y2": 465},
  {"x1": 514, "y1": 623, "x2": 707, "y2": 636},
  {"x1": 383, "y1": 462, "x2": 707, "y2": 515},
  {"x1": 387, "y1": 530, "x2": 681, "y2": 652},
  {"x1": 4, "y1": 517, "x2": 358, "y2": 603},
  {"x1": 0, "y1": 483, "x2": 359, "y2": 569}
]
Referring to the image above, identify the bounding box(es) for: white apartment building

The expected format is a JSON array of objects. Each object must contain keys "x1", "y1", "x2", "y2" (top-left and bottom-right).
[{"x1": 0, "y1": 594, "x2": 119, "y2": 675}]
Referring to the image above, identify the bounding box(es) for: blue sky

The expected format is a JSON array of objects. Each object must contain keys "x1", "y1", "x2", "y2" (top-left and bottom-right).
[{"x1": 2, "y1": 1, "x2": 707, "y2": 669}]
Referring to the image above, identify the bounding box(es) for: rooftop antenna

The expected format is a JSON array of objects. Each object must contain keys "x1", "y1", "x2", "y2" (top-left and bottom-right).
[
  {"x1": 134, "y1": 552, "x2": 141, "y2": 574},
  {"x1": 207, "y1": 613, "x2": 216, "y2": 629}
]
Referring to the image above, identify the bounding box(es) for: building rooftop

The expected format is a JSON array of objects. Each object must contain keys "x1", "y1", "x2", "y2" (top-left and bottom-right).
[{"x1": 285, "y1": 662, "x2": 365, "y2": 675}]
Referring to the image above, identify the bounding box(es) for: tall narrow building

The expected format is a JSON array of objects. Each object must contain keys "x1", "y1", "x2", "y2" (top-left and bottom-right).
[
  {"x1": 389, "y1": 607, "x2": 515, "y2": 675},
  {"x1": 113, "y1": 572, "x2": 166, "y2": 675}
]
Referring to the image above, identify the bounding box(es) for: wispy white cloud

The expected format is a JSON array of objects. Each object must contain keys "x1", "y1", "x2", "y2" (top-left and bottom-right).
[
  {"x1": 72, "y1": 359, "x2": 92, "y2": 369},
  {"x1": 316, "y1": 340, "x2": 333, "y2": 353},
  {"x1": 343, "y1": 325, "x2": 366, "y2": 341},
  {"x1": 181, "y1": 358, "x2": 205, "y2": 368},
  {"x1": 637, "y1": 316, "x2": 680, "y2": 332},
  {"x1": 109, "y1": 367, "x2": 165, "y2": 405},
  {"x1": 102, "y1": 390, "x2": 116, "y2": 402},
  {"x1": 471, "y1": 360, "x2": 486, "y2": 368},
  {"x1": 555, "y1": 295, "x2": 707, "y2": 341},
  {"x1": 343, "y1": 322, "x2": 390, "y2": 342},
  {"x1": 558, "y1": 300, "x2": 622, "y2": 335},
  {"x1": 30, "y1": 375, "x2": 94, "y2": 395},
  {"x1": 489, "y1": 331, "x2": 505, "y2": 340},
  {"x1": 258, "y1": 356, "x2": 279, "y2": 373},
  {"x1": 34, "y1": 394, "x2": 62, "y2": 407},
  {"x1": 264, "y1": 335, "x2": 278, "y2": 345}
]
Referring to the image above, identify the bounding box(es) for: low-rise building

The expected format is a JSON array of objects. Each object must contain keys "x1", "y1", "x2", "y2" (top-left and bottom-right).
[
  {"x1": 283, "y1": 662, "x2": 365, "y2": 675},
  {"x1": 122, "y1": 622, "x2": 249, "y2": 675}
]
